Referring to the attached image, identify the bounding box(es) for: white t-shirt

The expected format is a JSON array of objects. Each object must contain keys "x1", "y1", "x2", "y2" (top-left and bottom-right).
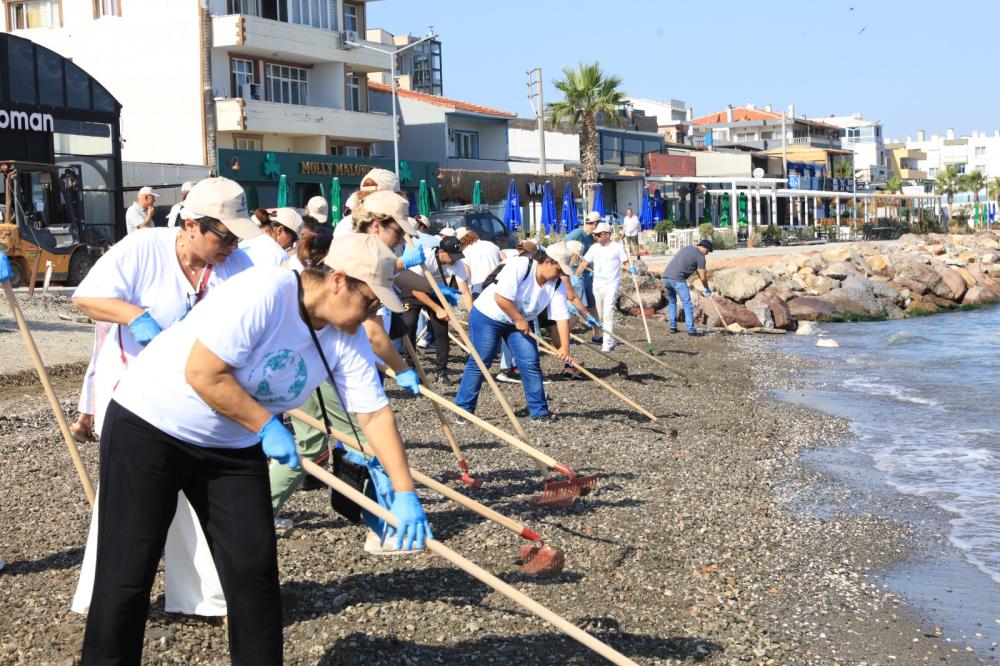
[
  {"x1": 125, "y1": 202, "x2": 149, "y2": 234},
  {"x1": 584, "y1": 241, "x2": 629, "y2": 290},
  {"x1": 73, "y1": 227, "x2": 253, "y2": 434},
  {"x1": 622, "y1": 215, "x2": 640, "y2": 237},
  {"x1": 333, "y1": 214, "x2": 354, "y2": 238},
  {"x1": 462, "y1": 239, "x2": 502, "y2": 288},
  {"x1": 167, "y1": 203, "x2": 184, "y2": 228},
  {"x1": 408, "y1": 247, "x2": 468, "y2": 284},
  {"x1": 115, "y1": 268, "x2": 387, "y2": 449},
  {"x1": 474, "y1": 256, "x2": 570, "y2": 324},
  {"x1": 239, "y1": 232, "x2": 289, "y2": 268}
]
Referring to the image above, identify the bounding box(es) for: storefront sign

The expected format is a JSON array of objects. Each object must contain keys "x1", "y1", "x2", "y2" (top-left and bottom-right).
[
  {"x1": 646, "y1": 153, "x2": 696, "y2": 177},
  {"x1": 0, "y1": 109, "x2": 54, "y2": 132},
  {"x1": 299, "y1": 161, "x2": 380, "y2": 177}
]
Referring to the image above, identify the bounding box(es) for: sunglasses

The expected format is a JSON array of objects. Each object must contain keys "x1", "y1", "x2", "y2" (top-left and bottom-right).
[
  {"x1": 346, "y1": 276, "x2": 382, "y2": 316},
  {"x1": 203, "y1": 224, "x2": 240, "y2": 246}
]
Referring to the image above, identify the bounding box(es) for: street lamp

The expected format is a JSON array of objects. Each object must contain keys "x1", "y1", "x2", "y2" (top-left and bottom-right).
[{"x1": 346, "y1": 28, "x2": 437, "y2": 177}]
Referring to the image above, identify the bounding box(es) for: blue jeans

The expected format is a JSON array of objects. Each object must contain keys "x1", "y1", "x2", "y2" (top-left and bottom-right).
[
  {"x1": 663, "y1": 279, "x2": 696, "y2": 333},
  {"x1": 581, "y1": 272, "x2": 595, "y2": 310},
  {"x1": 455, "y1": 308, "x2": 550, "y2": 418}
]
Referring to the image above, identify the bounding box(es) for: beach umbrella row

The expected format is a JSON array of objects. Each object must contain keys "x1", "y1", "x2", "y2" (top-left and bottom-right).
[
  {"x1": 560, "y1": 182, "x2": 579, "y2": 233},
  {"x1": 540, "y1": 181, "x2": 557, "y2": 234},
  {"x1": 503, "y1": 179, "x2": 522, "y2": 230}
]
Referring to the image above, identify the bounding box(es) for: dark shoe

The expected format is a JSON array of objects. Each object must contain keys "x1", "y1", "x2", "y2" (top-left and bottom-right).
[
  {"x1": 436, "y1": 371, "x2": 453, "y2": 386},
  {"x1": 668, "y1": 327, "x2": 679, "y2": 334},
  {"x1": 591, "y1": 335, "x2": 602, "y2": 344},
  {"x1": 560, "y1": 365, "x2": 584, "y2": 380},
  {"x1": 687, "y1": 330, "x2": 704, "y2": 337},
  {"x1": 531, "y1": 413, "x2": 558, "y2": 424}
]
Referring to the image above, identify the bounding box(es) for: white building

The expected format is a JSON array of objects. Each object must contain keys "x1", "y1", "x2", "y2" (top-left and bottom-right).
[
  {"x1": 905, "y1": 128, "x2": 1000, "y2": 185},
  {"x1": 815, "y1": 113, "x2": 887, "y2": 188}
]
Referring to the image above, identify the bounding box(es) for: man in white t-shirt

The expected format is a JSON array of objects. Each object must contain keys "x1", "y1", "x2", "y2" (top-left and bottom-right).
[
  {"x1": 621, "y1": 207, "x2": 640, "y2": 255},
  {"x1": 574, "y1": 222, "x2": 633, "y2": 352},
  {"x1": 239, "y1": 207, "x2": 302, "y2": 268},
  {"x1": 457, "y1": 227, "x2": 501, "y2": 295},
  {"x1": 125, "y1": 186, "x2": 158, "y2": 234},
  {"x1": 167, "y1": 181, "x2": 195, "y2": 228}
]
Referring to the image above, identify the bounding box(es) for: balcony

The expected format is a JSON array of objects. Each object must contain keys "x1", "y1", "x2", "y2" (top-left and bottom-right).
[
  {"x1": 215, "y1": 98, "x2": 393, "y2": 142},
  {"x1": 212, "y1": 14, "x2": 386, "y2": 72},
  {"x1": 892, "y1": 147, "x2": 926, "y2": 161},
  {"x1": 899, "y1": 168, "x2": 928, "y2": 181}
]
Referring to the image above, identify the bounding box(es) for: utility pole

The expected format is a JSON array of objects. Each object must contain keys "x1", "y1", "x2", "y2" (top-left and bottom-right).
[{"x1": 527, "y1": 68, "x2": 546, "y2": 242}]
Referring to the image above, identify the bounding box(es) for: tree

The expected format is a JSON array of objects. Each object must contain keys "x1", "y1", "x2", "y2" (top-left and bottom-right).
[
  {"x1": 546, "y1": 62, "x2": 626, "y2": 210},
  {"x1": 883, "y1": 177, "x2": 902, "y2": 220},
  {"x1": 962, "y1": 169, "x2": 987, "y2": 227},
  {"x1": 934, "y1": 164, "x2": 962, "y2": 208},
  {"x1": 988, "y1": 177, "x2": 1000, "y2": 228}
]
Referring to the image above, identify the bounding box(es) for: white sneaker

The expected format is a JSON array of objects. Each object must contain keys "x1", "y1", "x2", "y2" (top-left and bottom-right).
[
  {"x1": 274, "y1": 518, "x2": 294, "y2": 535},
  {"x1": 496, "y1": 371, "x2": 521, "y2": 384},
  {"x1": 364, "y1": 530, "x2": 421, "y2": 556}
]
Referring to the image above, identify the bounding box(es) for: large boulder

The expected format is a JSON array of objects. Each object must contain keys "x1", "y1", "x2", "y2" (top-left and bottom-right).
[
  {"x1": 711, "y1": 267, "x2": 770, "y2": 303},
  {"x1": 696, "y1": 296, "x2": 762, "y2": 328},
  {"x1": 745, "y1": 291, "x2": 796, "y2": 331},
  {"x1": 765, "y1": 282, "x2": 796, "y2": 302},
  {"x1": 892, "y1": 258, "x2": 942, "y2": 296},
  {"x1": 867, "y1": 254, "x2": 891, "y2": 276},
  {"x1": 787, "y1": 296, "x2": 837, "y2": 321},
  {"x1": 962, "y1": 285, "x2": 1000, "y2": 306},
  {"x1": 820, "y1": 262, "x2": 853, "y2": 280},
  {"x1": 805, "y1": 274, "x2": 839, "y2": 295},
  {"x1": 930, "y1": 264, "x2": 967, "y2": 301}
]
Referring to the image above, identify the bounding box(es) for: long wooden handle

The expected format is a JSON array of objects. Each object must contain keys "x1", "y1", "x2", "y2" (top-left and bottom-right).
[
  {"x1": 706, "y1": 296, "x2": 730, "y2": 329},
  {"x1": 300, "y1": 458, "x2": 638, "y2": 666},
  {"x1": 627, "y1": 256, "x2": 653, "y2": 346},
  {"x1": 2, "y1": 280, "x2": 95, "y2": 506},
  {"x1": 599, "y1": 326, "x2": 689, "y2": 382},
  {"x1": 399, "y1": 336, "x2": 467, "y2": 469},
  {"x1": 568, "y1": 332, "x2": 624, "y2": 367},
  {"x1": 287, "y1": 409, "x2": 541, "y2": 543}
]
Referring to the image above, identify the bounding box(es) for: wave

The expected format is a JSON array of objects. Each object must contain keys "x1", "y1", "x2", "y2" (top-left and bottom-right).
[
  {"x1": 842, "y1": 376, "x2": 939, "y2": 406},
  {"x1": 885, "y1": 331, "x2": 932, "y2": 346}
]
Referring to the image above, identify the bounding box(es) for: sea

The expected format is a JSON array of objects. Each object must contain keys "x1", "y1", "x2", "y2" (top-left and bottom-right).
[{"x1": 769, "y1": 304, "x2": 1000, "y2": 654}]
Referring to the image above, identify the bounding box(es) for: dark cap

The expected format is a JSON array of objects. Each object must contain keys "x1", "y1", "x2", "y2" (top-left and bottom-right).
[
  {"x1": 697, "y1": 239, "x2": 714, "y2": 252},
  {"x1": 516, "y1": 239, "x2": 538, "y2": 255},
  {"x1": 438, "y1": 235, "x2": 465, "y2": 260}
]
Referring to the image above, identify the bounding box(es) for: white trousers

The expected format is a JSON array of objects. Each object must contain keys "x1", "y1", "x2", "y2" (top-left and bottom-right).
[
  {"x1": 72, "y1": 488, "x2": 227, "y2": 617},
  {"x1": 593, "y1": 281, "x2": 620, "y2": 351},
  {"x1": 76, "y1": 323, "x2": 112, "y2": 415}
]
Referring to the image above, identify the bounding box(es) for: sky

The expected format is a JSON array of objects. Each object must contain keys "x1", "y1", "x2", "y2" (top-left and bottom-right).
[{"x1": 368, "y1": 0, "x2": 999, "y2": 140}]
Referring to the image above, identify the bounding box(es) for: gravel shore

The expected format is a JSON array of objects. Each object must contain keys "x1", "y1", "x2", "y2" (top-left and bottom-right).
[{"x1": 0, "y1": 291, "x2": 990, "y2": 664}]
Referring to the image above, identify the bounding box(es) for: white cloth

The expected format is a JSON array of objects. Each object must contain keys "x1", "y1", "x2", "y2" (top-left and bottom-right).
[
  {"x1": 76, "y1": 322, "x2": 111, "y2": 415},
  {"x1": 622, "y1": 215, "x2": 640, "y2": 237},
  {"x1": 73, "y1": 227, "x2": 253, "y2": 435},
  {"x1": 584, "y1": 241, "x2": 629, "y2": 291},
  {"x1": 115, "y1": 268, "x2": 387, "y2": 449},
  {"x1": 409, "y1": 247, "x2": 469, "y2": 284},
  {"x1": 238, "y1": 233, "x2": 288, "y2": 268},
  {"x1": 333, "y1": 214, "x2": 354, "y2": 238},
  {"x1": 462, "y1": 239, "x2": 501, "y2": 289},
  {"x1": 594, "y1": 282, "x2": 620, "y2": 351},
  {"x1": 167, "y1": 203, "x2": 184, "y2": 228},
  {"x1": 474, "y1": 256, "x2": 570, "y2": 324},
  {"x1": 125, "y1": 202, "x2": 149, "y2": 234}
]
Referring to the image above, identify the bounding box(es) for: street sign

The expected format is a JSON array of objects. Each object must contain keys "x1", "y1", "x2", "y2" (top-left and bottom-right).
[
  {"x1": 752, "y1": 167, "x2": 764, "y2": 179},
  {"x1": 788, "y1": 174, "x2": 800, "y2": 190}
]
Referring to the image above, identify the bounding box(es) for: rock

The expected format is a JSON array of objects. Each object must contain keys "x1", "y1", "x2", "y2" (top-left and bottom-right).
[
  {"x1": 787, "y1": 296, "x2": 837, "y2": 321},
  {"x1": 795, "y1": 321, "x2": 818, "y2": 335},
  {"x1": 981, "y1": 253, "x2": 996, "y2": 265},
  {"x1": 816, "y1": 338, "x2": 840, "y2": 348},
  {"x1": 749, "y1": 305, "x2": 774, "y2": 329},
  {"x1": 697, "y1": 296, "x2": 762, "y2": 328},
  {"x1": 805, "y1": 274, "x2": 838, "y2": 295},
  {"x1": 822, "y1": 247, "x2": 851, "y2": 263},
  {"x1": 725, "y1": 323, "x2": 746, "y2": 333},
  {"x1": 820, "y1": 290, "x2": 869, "y2": 316},
  {"x1": 955, "y1": 267, "x2": 976, "y2": 288},
  {"x1": 765, "y1": 282, "x2": 796, "y2": 302},
  {"x1": 928, "y1": 244, "x2": 946, "y2": 255},
  {"x1": 711, "y1": 268, "x2": 770, "y2": 303},
  {"x1": 867, "y1": 254, "x2": 891, "y2": 276},
  {"x1": 930, "y1": 264, "x2": 967, "y2": 301},
  {"x1": 789, "y1": 276, "x2": 807, "y2": 292},
  {"x1": 892, "y1": 259, "x2": 942, "y2": 296},
  {"x1": 745, "y1": 291, "x2": 795, "y2": 331},
  {"x1": 962, "y1": 285, "x2": 1000, "y2": 306},
  {"x1": 820, "y1": 262, "x2": 853, "y2": 280}
]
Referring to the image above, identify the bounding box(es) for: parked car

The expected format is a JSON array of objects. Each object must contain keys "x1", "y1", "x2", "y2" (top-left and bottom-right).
[{"x1": 428, "y1": 207, "x2": 517, "y2": 249}]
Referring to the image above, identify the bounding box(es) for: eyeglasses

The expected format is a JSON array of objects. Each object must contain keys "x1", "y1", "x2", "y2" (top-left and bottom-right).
[
  {"x1": 384, "y1": 221, "x2": 405, "y2": 244},
  {"x1": 203, "y1": 224, "x2": 240, "y2": 246}
]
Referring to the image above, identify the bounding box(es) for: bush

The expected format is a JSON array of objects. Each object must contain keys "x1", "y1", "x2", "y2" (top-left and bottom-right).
[
  {"x1": 654, "y1": 219, "x2": 675, "y2": 235},
  {"x1": 710, "y1": 229, "x2": 736, "y2": 250},
  {"x1": 698, "y1": 222, "x2": 714, "y2": 239}
]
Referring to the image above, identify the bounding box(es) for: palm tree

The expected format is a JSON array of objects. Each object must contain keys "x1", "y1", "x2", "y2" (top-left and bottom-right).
[
  {"x1": 962, "y1": 169, "x2": 987, "y2": 227},
  {"x1": 883, "y1": 177, "x2": 902, "y2": 220},
  {"x1": 988, "y1": 177, "x2": 1000, "y2": 228},
  {"x1": 935, "y1": 164, "x2": 963, "y2": 209},
  {"x1": 546, "y1": 62, "x2": 626, "y2": 210}
]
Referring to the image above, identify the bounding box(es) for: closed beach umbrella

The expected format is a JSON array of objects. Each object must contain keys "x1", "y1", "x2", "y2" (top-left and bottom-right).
[
  {"x1": 719, "y1": 193, "x2": 731, "y2": 227},
  {"x1": 246, "y1": 186, "x2": 259, "y2": 213},
  {"x1": 540, "y1": 181, "x2": 557, "y2": 235},
  {"x1": 737, "y1": 192, "x2": 748, "y2": 227},
  {"x1": 419, "y1": 179, "x2": 431, "y2": 217},
  {"x1": 652, "y1": 189, "x2": 664, "y2": 228},
  {"x1": 503, "y1": 179, "x2": 522, "y2": 230},
  {"x1": 639, "y1": 191, "x2": 653, "y2": 229},
  {"x1": 329, "y1": 177, "x2": 342, "y2": 224},
  {"x1": 703, "y1": 192, "x2": 713, "y2": 224},
  {"x1": 560, "y1": 181, "x2": 578, "y2": 233},
  {"x1": 592, "y1": 182, "x2": 605, "y2": 218},
  {"x1": 472, "y1": 180, "x2": 482, "y2": 206},
  {"x1": 276, "y1": 174, "x2": 289, "y2": 207},
  {"x1": 430, "y1": 184, "x2": 440, "y2": 212}
]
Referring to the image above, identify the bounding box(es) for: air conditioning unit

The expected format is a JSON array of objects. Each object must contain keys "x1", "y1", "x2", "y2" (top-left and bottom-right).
[{"x1": 249, "y1": 83, "x2": 261, "y2": 100}]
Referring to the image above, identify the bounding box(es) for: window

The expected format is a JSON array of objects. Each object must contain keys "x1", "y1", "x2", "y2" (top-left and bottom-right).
[
  {"x1": 94, "y1": 0, "x2": 120, "y2": 17},
  {"x1": 8, "y1": 0, "x2": 59, "y2": 29},
  {"x1": 343, "y1": 2, "x2": 358, "y2": 32},
  {"x1": 36, "y1": 46, "x2": 64, "y2": 106},
  {"x1": 975, "y1": 146, "x2": 986, "y2": 157},
  {"x1": 452, "y1": 130, "x2": 478, "y2": 159},
  {"x1": 231, "y1": 58, "x2": 256, "y2": 98},
  {"x1": 230, "y1": 0, "x2": 260, "y2": 14},
  {"x1": 760, "y1": 131, "x2": 775, "y2": 140},
  {"x1": 234, "y1": 134, "x2": 263, "y2": 151},
  {"x1": 346, "y1": 74, "x2": 360, "y2": 111},
  {"x1": 344, "y1": 146, "x2": 363, "y2": 157},
  {"x1": 928, "y1": 168, "x2": 938, "y2": 178},
  {"x1": 410, "y1": 39, "x2": 442, "y2": 96},
  {"x1": 265, "y1": 63, "x2": 307, "y2": 105},
  {"x1": 975, "y1": 164, "x2": 986, "y2": 173},
  {"x1": 7, "y1": 38, "x2": 36, "y2": 104},
  {"x1": 288, "y1": 0, "x2": 335, "y2": 30}
]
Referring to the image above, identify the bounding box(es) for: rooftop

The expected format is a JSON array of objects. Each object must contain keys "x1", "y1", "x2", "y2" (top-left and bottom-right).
[
  {"x1": 692, "y1": 105, "x2": 838, "y2": 130},
  {"x1": 368, "y1": 82, "x2": 515, "y2": 118}
]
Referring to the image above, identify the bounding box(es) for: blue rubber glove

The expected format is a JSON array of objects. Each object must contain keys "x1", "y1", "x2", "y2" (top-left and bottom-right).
[
  {"x1": 388, "y1": 490, "x2": 432, "y2": 550},
  {"x1": 569, "y1": 275, "x2": 584, "y2": 293},
  {"x1": 567, "y1": 303, "x2": 580, "y2": 318},
  {"x1": 704, "y1": 288, "x2": 713, "y2": 296},
  {"x1": 436, "y1": 284, "x2": 460, "y2": 306},
  {"x1": 629, "y1": 266, "x2": 638, "y2": 275},
  {"x1": 585, "y1": 315, "x2": 602, "y2": 330},
  {"x1": 401, "y1": 244, "x2": 425, "y2": 269},
  {"x1": 0, "y1": 253, "x2": 11, "y2": 283},
  {"x1": 258, "y1": 415, "x2": 299, "y2": 469},
  {"x1": 128, "y1": 311, "x2": 163, "y2": 346},
  {"x1": 394, "y1": 368, "x2": 421, "y2": 395}
]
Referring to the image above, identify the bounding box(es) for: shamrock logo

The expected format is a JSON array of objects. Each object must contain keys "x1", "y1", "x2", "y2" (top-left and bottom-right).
[
  {"x1": 398, "y1": 161, "x2": 413, "y2": 185},
  {"x1": 262, "y1": 153, "x2": 281, "y2": 180}
]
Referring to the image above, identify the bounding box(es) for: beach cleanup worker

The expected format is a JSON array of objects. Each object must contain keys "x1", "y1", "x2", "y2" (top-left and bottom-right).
[
  {"x1": 334, "y1": 167, "x2": 400, "y2": 238},
  {"x1": 70, "y1": 178, "x2": 257, "y2": 619},
  {"x1": 662, "y1": 238, "x2": 713, "y2": 336},
  {"x1": 457, "y1": 227, "x2": 502, "y2": 296},
  {"x1": 239, "y1": 207, "x2": 302, "y2": 267},
  {"x1": 565, "y1": 211, "x2": 602, "y2": 341},
  {"x1": 454, "y1": 242, "x2": 575, "y2": 423},
  {"x1": 621, "y1": 207, "x2": 641, "y2": 255},
  {"x1": 166, "y1": 181, "x2": 195, "y2": 228},
  {"x1": 305, "y1": 195, "x2": 329, "y2": 225},
  {"x1": 573, "y1": 222, "x2": 633, "y2": 352},
  {"x1": 125, "y1": 186, "x2": 157, "y2": 234},
  {"x1": 81, "y1": 232, "x2": 430, "y2": 665}
]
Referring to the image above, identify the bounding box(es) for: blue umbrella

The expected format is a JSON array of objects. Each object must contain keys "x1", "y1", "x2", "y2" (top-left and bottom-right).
[
  {"x1": 540, "y1": 181, "x2": 557, "y2": 235},
  {"x1": 592, "y1": 183, "x2": 605, "y2": 218},
  {"x1": 502, "y1": 179, "x2": 522, "y2": 230},
  {"x1": 639, "y1": 191, "x2": 653, "y2": 229},
  {"x1": 652, "y1": 189, "x2": 664, "y2": 228},
  {"x1": 560, "y1": 182, "x2": 578, "y2": 234}
]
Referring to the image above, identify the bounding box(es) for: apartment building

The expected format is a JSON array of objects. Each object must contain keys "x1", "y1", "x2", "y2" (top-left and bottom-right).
[
  {"x1": 691, "y1": 104, "x2": 841, "y2": 152},
  {"x1": 817, "y1": 113, "x2": 888, "y2": 188},
  {"x1": 366, "y1": 28, "x2": 442, "y2": 96},
  {"x1": 906, "y1": 128, "x2": 1000, "y2": 183}
]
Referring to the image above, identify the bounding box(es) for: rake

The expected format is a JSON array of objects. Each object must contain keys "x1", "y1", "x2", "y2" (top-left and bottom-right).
[
  {"x1": 625, "y1": 250, "x2": 655, "y2": 355},
  {"x1": 568, "y1": 331, "x2": 629, "y2": 378}
]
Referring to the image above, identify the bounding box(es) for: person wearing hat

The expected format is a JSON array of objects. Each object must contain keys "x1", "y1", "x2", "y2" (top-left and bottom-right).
[
  {"x1": 125, "y1": 186, "x2": 158, "y2": 234},
  {"x1": 306, "y1": 195, "x2": 329, "y2": 224},
  {"x1": 239, "y1": 207, "x2": 303, "y2": 268},
  {"x1": 565, "y1": 211, "x2": 602, "y2": 341},
  {"x1": 334, "y1": 168, "x2": 401, "y2": 239},
  {"x1": 81, "y1": 233, "x2": 431, "y2": 664},
  {"x1": 453, "y1": 243, "x2": 574, "y2": 422},
  {"x1": 573, "y1": 222, "x2": 634, "y2": 352},
  {"x1": 662, "y1": 239, "x2": 713, "y2": 336},
  {"x1": 167, "y1": 181, "x2": 195, "y2": 228},
  {"x1": 70, "y1": 177, "x2": 258, "y2": 619}
]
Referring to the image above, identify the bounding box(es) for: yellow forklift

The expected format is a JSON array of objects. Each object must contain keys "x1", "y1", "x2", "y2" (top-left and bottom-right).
[{"x1": 0, "y1": 161, "x2": 101, "y2": 287}]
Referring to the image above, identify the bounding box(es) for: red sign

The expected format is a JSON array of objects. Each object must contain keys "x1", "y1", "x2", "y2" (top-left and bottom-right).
[{"x1": 646, "y1": 153, "x2": 696, "y2": 177}]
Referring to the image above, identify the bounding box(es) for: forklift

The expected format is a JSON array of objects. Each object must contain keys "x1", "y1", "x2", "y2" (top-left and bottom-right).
[{"x1": 0, "y1": 161, "x2": 104, "y2": 287}]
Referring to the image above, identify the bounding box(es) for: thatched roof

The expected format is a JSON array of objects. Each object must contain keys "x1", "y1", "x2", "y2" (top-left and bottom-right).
[{"x1": 437, "y1": 169, "x2": 581, "y2": 205}]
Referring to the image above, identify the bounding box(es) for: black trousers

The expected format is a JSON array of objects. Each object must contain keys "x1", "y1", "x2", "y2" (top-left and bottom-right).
[
  {"x1": 400, "y1": 301, "x2": 450, "y2": 372},
  {"x1": 82, "y1": 400, "x2": 282, "y2": 666}
]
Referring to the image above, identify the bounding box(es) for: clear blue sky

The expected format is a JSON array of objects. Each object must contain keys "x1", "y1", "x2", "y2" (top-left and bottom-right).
[{"x1": 368, "y1": 0, "x2": 998, "y2": 140}]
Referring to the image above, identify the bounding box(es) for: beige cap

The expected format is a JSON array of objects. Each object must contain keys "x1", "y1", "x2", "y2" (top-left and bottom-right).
[
  {"x1": 593, "y1": 222, "x2": 613, "y2": 235},
  {"x1": 180, "y1": 181, "x2": 195, "y2": 194},
  {"x1": 455, "y1": 226, "x2": 469, "y2": 240},
  {"x1": 345, "y1": 168, "x2": 400, "y2": 209},
  {"x1": 353, "y1": 190, "x2": 417, "y2": 235},
  {"x1": 543, "y1": 242, "x2": 574, "y2": 275},
  {"x1": 323, "y1": 232, "x2": 403, "y2": 313},
  {"x1": 565, "y1": 239, "x2": 585, "y2": 258},
  {"x1": 439, "y1": 227, "x2": 456, "y2": 237},
  {"x1": 584, "y1": 211, "x2": 601, "y2": 224},
  {"x1": 183, "y1": 177, "x2": 258, "y2": 240},
  {"x1": 306, "y1": 195, "x2": 329, "y2": 223},
  {"x1": 274, "y1": 208, "x2": 304, "y2": 237},
  {"x1": 138, "y1": 186, "x2": 158, "y2": 198}
]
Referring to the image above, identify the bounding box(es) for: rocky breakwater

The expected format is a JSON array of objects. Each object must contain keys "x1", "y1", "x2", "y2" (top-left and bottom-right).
[{"x1": 642, "y1": 231, "x2": 1000, "y2": 331}]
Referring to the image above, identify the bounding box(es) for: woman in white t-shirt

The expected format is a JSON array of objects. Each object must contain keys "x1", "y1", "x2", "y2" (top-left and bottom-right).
[
  {"x1": 239, "y1": 207, "x2": 302, "y2": 268},
  {"x1": 82, "y1": 233, "x2": 430, "y2": 665},
  {"x1": 574, "y1": 222, "x2": 634, "y2": 353},
  {"x1": 70, "y1": 178, "x2": 257, "y2": 618},
  {"x1": 453, "y1": 242, "x2": 575, "y2": 422}
]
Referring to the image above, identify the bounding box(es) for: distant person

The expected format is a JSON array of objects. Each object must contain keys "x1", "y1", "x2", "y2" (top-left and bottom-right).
[
  {"x1": 253, "y1": 208, "x2": 272, "y2": 227},
  {"x1": 662, "y1": 239, "x2": 713, "y2": 336},
  {"x1": 565, "y1": 212, "x2": 601, "y2": 341},
  {"x1": 167, "y1": 181, "x2": 195, "y2": 228},
  {"x1": 335, "y1": 168, "x2": 401, "y2": 239},
  {"x1": 573, "y1": 222, "x2": 634, "y2": 352},
  {"x1": 621, "y1": 207, "x2": 640, "y2": 255},
  {"x1": 457, "y1": 227, "x2": 501, "y2": 296},
  {"x1": 306, "y1": 195, "x2": 329, "y2": 224},
  {"x1": 239, "y1": 208, "x2": 302, "y2": 268},
  {"x1": 125, "y1": 186, "x2": 158, "y2": 234}
]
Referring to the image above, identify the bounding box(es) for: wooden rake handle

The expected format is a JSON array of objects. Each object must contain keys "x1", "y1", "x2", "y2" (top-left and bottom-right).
[
  {"x1": 300, "y1": 457, "x2": 638, "y2": 666},
  {"x1": 599, "y1": 326, "x2": 690, "y2": 382},
  {"x1": 2, "y1": 280, "x2": 95, "y2": 506},
  {"x1": 626, "y1": 251, "x2": 653, "y2": 347},
  {"x1": 399, "y1": 336, "x2": 468, "y2": 469}
]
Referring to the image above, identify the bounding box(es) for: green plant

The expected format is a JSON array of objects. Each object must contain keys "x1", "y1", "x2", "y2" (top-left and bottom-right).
[
  {"x1": 698, "y1": 222, "x2": 714, "y2": 239},
  {"x1": 710, "y1": 229, "x2": 736, "y2": 250},
  {"x1": 935, "y1": 165, "x2": 963, "y2": 208},
  {"x1": 654, "y1": 219, "x2": 675, "y2": 234}
]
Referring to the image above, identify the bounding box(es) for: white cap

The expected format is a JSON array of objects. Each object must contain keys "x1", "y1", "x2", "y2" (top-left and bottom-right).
[
  {"x1": 274, "y1": 208, "x2": 304, "y2": 237},
  {"x1": 593, "y1": 222, "x2": 613, "y2": 235},
  {"x1": 180, "y1": 181, "x2": 195, "y2": 194},
  {"x1": 306, "y1": 195, "x2": 329, "y2": 223},
  {"x1": 323, "y1": 232, "x2": 404, "y2": 313},
  {"x1": 183, "y1": 177, "x2": 258, "y2": 240},
  {"x1": 565, "y1": 239, "x2": 585, "y2": 258},
  {"x1": 439, "y1": 227, "x2": 456, "y2": 237},
  {"x1": 584, "y1": 211, "x2": 601, "y2": 224},
  {"x1": 455, "y1": 226, "x2": 470, "y2": 240},
  {"x1": 542, "y1": 242, "x2": 574, "y2": 275},
  {"x1": 138, "y1": 186, "x2": 158, "y2": 198},
  {"x1": 354, "y1": 190, "x2": 418, "y2": 235},
  {"x1": 345, "y1": 168, "x2": 401, "y2": 209}
]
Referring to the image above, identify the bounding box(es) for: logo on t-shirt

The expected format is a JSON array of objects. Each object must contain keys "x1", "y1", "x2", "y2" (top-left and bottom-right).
[{"x1": 249, "y1": 349, "x2": 309, "y2": 404}]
